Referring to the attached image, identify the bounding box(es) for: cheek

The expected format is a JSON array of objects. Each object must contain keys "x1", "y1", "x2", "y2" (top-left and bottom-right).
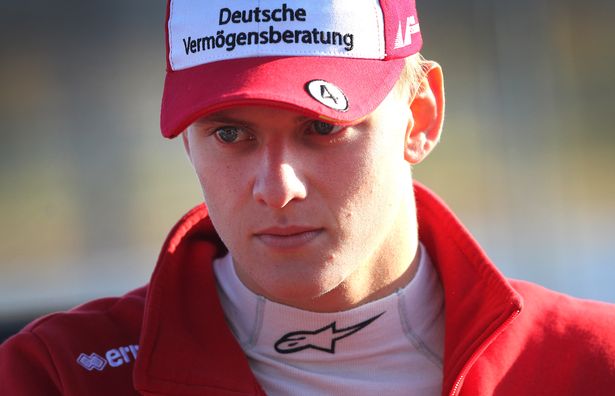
[
  {"x1": 315, "y1": 146, "x2": 382, "y2": 232},
  {"x1": 191, "y1": 154, "x2": 246, "y2": 227},
  {"x1": 189, "y1": 141, "x2": 243, "y2": 198},
  {"x1": 341, "y1": 131, "x2": 406, "y2": 194},
  {"x1": 337, "y1": 131, "x2": 410, "y2": 224},
  {"x1": 196, "y1": 166, "x2": 251, "y2": 253}
]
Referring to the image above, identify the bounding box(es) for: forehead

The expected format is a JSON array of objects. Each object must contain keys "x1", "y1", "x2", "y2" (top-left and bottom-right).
[{"x1": 191, "y1": 105, "x2": 352, "y2": 129}]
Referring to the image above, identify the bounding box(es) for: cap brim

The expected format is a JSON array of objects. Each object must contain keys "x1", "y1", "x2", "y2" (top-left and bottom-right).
[{"x1": 161, "y1": 56, "x2": 404, "y2": 138}]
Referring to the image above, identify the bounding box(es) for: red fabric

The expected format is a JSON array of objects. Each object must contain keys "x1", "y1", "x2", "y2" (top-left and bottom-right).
[{"x1": 2, "y1": 182, "x2": 615, "y2": 395}]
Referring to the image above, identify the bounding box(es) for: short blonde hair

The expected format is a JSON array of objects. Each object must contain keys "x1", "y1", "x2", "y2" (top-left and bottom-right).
[{"x1": 395, "y1": 53, "x2": 430, "y2": 98}]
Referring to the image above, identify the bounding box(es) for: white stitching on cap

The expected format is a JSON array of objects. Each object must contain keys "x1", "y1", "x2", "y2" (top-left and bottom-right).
[
  {"x1": 257, "y1": 0, "x2": 262, "y2": 56},
  {"x1": 372, "y1": 0, "x2": 383, "y2": 55},
  {"x1": 169, "y1": 0, "x2": 175, "y2": 70}
]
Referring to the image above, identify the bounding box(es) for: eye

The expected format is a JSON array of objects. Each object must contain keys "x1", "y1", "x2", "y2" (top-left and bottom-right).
[
  {"x1": 214, "y1": 126, "x2": 252, "y2": 143},
  {"x1": 309, "y1": 121, "x2": 344, "y2": 136}
]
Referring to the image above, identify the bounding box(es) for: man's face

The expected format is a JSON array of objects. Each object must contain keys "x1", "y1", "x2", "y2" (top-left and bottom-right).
[{"x1": 184, "y1": 88, "x2": 419, "y2": 311}]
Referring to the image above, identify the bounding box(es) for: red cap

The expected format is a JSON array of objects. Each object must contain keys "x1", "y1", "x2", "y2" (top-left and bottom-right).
[{"x1": 161, "y1": 0, "x2": 423, "y2": 138}]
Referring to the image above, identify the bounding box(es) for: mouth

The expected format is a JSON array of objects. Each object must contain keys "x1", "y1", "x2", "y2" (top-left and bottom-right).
[{"x1": 254, "y1": 226, "x2": 323, "y2": 249}]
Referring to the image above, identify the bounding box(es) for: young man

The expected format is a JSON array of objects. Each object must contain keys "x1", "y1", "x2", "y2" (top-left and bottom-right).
[{"x1": 2, "y1": 0, "x2": 615, "y2": 395}]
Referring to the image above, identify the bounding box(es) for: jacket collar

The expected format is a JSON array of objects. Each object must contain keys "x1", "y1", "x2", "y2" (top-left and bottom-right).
[
  {"x1": 413, "y1": 182, "x2": 522, "y2": 394},
  {"x1": 133, "y1": 205, "x2": 263, "y2": 395},
  {"x1": 134, "y1": 182, "x2": 522, "y2": 395}
]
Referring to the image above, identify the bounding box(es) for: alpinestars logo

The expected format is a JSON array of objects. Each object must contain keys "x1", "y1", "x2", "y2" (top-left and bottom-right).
[
  {"x1": 274, "y1": 312, "x2": 384, "y2": 354},
  {"x1": 394, "y1": 16, "x2": 420, "y2": 49}
]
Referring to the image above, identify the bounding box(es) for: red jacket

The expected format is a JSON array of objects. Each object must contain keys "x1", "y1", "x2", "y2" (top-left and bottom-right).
[{"x1": 2, "y1": 182, "x2": 615, "y2": 395}]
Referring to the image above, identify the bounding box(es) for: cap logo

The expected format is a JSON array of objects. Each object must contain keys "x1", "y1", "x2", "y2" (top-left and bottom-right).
[
  {"x1": 168, "y1": 0, "x2": 386, "y2": 71},
  {"x1": 306, "y1": 80, "x2": 349, "y2": 112},
  {"x1": 394, "y1": 16, "x2": 420, "y2": 49}
]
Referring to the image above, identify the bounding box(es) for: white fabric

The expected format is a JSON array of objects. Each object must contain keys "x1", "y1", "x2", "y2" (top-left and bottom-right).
[
  {"x1": 168, "y1": 0, "x2": 386, "y2": 70},
  {"x1": 214, "y1": 244, "x2": 445, "y2": 396}
]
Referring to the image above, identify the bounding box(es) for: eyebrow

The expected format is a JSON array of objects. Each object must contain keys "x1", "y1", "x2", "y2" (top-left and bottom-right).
[
  {"x1": 193, "y1": 115, "x2": 253, "y2": 127},
  {"x1": 193, "y1": 112, "x2": 313, "y2": 128}
]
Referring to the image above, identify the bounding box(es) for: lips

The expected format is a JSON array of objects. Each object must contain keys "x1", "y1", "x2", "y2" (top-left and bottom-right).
[{"x1": 254, "y1": 226, "x2": 323, "y2": 249}]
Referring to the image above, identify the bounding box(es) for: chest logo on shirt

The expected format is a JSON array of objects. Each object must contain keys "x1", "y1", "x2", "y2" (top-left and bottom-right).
[
  {"x1": 274, "y1": 312, "x2": 384, "y2": 354},
  {"x1": 76, "y1": 344, "x2": 139, "y2": 372}
]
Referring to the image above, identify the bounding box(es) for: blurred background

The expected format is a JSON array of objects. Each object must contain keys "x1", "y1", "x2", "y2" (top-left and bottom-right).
[{"x1": 1, "y1": 0, "x2": 614, "y2": 342}]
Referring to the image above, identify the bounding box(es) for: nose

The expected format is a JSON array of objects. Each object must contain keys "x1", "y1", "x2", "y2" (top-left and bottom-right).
[{"x1": 252, "y1": 151, "x2": 307, "y2": 209}]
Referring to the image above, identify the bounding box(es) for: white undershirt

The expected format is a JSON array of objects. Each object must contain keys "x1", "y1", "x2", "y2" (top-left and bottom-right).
[{"x1": 213, "y1": 243, "x2": 445, "y2": 396}]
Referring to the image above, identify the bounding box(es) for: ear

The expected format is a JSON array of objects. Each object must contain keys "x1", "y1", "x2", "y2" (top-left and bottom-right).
[{"x1": 404, "y1": 62, "x2": 445, "y2": 165}]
